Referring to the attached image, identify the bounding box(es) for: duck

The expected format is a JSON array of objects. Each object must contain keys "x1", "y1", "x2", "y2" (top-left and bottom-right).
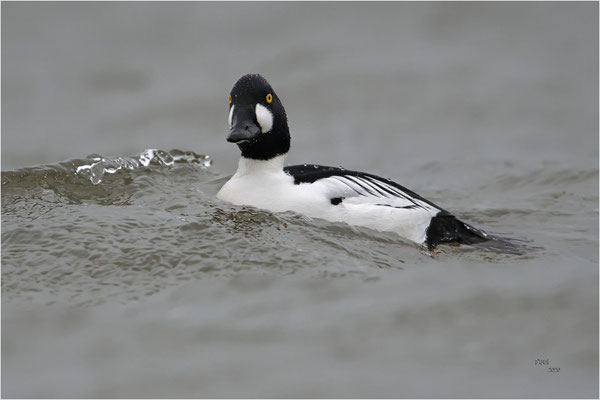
[{"x1": 217, "y1": 73, "x2": 491, "y2": 251}]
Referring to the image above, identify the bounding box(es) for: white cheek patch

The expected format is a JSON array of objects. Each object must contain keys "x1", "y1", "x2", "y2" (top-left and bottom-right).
[
  {"x1": 228, "y1": 105, "x2": 235, "y2": 127},
  {"x1": 255, "y1": 103, "x2": 273, "y2": 133}
]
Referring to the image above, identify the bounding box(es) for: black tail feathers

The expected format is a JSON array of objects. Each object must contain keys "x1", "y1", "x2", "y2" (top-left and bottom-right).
[
  {"x1": 425, "y1": 214, "x2": 532, "y2": 255},
  {"x1": 425, "y1": 214, "x2": 489, "y2": 249}
]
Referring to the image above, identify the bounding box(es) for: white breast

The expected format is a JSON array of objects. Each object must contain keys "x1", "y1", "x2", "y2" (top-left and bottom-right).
[{"x1": 217, "y1": 156, "x2": 310, "y2": 212}]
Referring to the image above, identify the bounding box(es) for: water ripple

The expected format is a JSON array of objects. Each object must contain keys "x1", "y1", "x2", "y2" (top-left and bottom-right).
[{"x1": 75, "y1": 149, "x2": 212, "y2": 184}]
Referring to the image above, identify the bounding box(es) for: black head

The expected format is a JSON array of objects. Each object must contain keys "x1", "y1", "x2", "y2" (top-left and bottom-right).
[{"x1": 227, "y1": 74, "x2": 290, "y2": 160}]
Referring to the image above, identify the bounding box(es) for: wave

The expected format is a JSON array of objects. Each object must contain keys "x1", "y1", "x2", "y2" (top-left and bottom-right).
[{"x1": 2, "y1": 149, "x2": 212, "y2": 187}]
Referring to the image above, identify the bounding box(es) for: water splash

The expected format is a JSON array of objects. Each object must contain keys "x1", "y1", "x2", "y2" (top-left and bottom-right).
[{"x1": 75, "y1": 149, "x2": 212, "y2": 184}]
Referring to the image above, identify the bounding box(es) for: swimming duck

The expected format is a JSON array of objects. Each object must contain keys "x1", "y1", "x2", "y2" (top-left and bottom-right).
[{"x1": 217, "y1": 74, "x2": 490, "y2": 250}]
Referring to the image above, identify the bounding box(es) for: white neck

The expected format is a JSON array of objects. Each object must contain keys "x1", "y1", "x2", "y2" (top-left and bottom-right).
[{"x1": 234, "y1": 155, "x2": 286, "y2": 177}]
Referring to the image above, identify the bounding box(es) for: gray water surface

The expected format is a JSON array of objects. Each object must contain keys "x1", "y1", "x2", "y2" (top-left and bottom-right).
[{"x1": 2, "y1": 2, "x2": 598, "y2": 398}]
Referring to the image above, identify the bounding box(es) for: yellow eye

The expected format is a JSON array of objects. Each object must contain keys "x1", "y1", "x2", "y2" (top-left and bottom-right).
[
  {"x1": 228, "y1": 94, "x2": 232, "y2": 104},
  {"x1": 266, "y1": 93, "x2": 273, "y2": 104}
]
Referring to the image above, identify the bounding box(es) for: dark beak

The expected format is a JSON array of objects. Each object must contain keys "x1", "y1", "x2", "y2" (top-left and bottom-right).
[{"x1": 227, "y1": 105, "x2": 261, "y2": 144}]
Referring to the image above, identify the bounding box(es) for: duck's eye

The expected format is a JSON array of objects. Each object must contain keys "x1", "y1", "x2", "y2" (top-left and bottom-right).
[
  {"x1": 228, "y1": 94, "x2": 232, "y2": 104},
  {"x1": 266, "y1": 93, "x2": 273, "y2": 104}
]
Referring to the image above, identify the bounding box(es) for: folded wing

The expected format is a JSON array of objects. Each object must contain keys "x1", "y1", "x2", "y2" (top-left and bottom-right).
[
  {"x1": 284, "y1": 164, "x2": 445, "y2": 215},
  {"x1": 284, "y1": 164, "x2": 491, "y2": 249}
]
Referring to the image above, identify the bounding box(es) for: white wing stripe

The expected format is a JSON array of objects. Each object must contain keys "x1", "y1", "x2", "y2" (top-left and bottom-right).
[
  {"x1": 364, "y1": 176, "x2": 407, "y2": 199},
  {"x1": 316, "y1": 173, "x2": 441, "y2": 214},
  {"x1": 330, "y1": 176, "x2": 367, "y2": 196},
  {"x1": 364, "y1": 178, "x2": 439, "y2": 213},
  {"x1": 360, "y1": 176, "x2": 413, "y2": 202},
  {"x1": 345, "y1": 176, "x2": 382, "y2": 197},
  {"x1": 332, "y1": 175, "x2": 406, "y2": 201},
  {"x1": 359, "y1": 177, "x2": 393, "y2": 198}
]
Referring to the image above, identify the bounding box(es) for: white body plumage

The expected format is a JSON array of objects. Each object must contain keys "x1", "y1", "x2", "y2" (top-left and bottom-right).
[{"x1": 217, "y1": 156, "x2": 439, "y2": 244}]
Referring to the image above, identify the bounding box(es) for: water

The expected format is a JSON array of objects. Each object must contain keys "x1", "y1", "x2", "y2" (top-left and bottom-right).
[{"x1": 2, "y1": 2, "x2": 598, "y2": 398}]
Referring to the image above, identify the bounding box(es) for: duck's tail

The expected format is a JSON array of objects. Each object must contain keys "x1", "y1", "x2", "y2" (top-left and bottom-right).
[{"x1": 425, "y1": 214, "x2": 531, "y2": 255}]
